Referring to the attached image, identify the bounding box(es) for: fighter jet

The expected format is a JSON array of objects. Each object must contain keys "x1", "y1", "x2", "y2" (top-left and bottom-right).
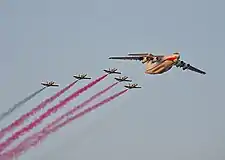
[
  {"x1": 73, "y1": 74, "x2": 91, "y2": 80},
  {"x1": 115, "y1": 76, "x2": 132, "y2": 82},
  {"x1": 104, "y1": 68, "x2": 121, "y2": 74},
  {"x1": 124, "y1": 83, "x2": 141, "y2": 89},
  {"x1": 41, "y1": 81, "x2": 59, "y2": 87},
  {"x1": 109, "y1": 52, "x2": 206, "y2": 75}
]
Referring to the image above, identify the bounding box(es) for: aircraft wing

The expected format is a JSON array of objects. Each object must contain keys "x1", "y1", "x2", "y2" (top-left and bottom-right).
[
  {"x1": 187, "y1": 64, "x2": 206, "y2": 75},
  {"x1": 175, "y1": 60, "x2": 206, "y2": 75},
  {"x1": 124, "y1": 79, "x2": 132, "y2": 82},
  {"x1": 51, "y1": 84, "x2": 59, "y2": 87},
  {"x1": 109, "y1": 56, "x2": 143, "y2": 61},
  {"x1": 115, "y1": 78, "x2": 131, "y2": 82},
  {"x1": 109, "y1": 54, "x2": 162, "y2": 61},
  {"x1": 41, "y1": 83, "x2": 59, "y2": 87},
  {"x1": 134, "y1": 86, "x2": 141, "y2": 88},
  {"x1": 125, "y1": 86, "x2": 141, "y2": 89},
  {"x1": 73, "y1": 76, "x2": 79, "y2": 78}
]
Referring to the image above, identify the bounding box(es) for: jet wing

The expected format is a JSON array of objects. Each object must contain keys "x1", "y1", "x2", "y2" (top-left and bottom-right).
[
  {"x1": 74, "y1": 75, "x2": 91, "y2": 80},
  {"x1": 109, "y1": 54, "x2": 162, "y2": 61},
  {"x1": 41, "y1": 83, "x2": 59, "y2": 87},
  {"x1": 122, "y1": 79, "x2": 132, "y2": 82},
  {"x1": 115, "y1": 78, "x2": 132, "y2": 82},
  {"x1": 134, "y1": 86, "x2": 141, "y2": 88},
  {"x1": 104, "y1": 69, "x2": 121, "y2": 74},
  {"x1": 175, "y1": 60, "x2": 206, "y2": 75},
  {"x1": 48, "y1": 83, "x2": 59, "y2": 87},
  {"x1": 73, "y1": 76, "x2": 79, "y2": 78},
  {"x1": 109, "y1": 56, "x2": 143, "y2": 61},
  {"x1": 187, "y1": 64, "x2": 206, "y2": 75},
  {"x1": 124, "y1": 86, "x2": 141, "y2": 89},
  {"x1": 128, "y1": 53, "x2": 164, "y2": 58},
  {"x1": 83, "y1": 77, "x2": 91, "y2": 79}
]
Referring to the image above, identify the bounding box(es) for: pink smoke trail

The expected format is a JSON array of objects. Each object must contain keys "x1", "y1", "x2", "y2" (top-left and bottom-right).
[
  {"x1": 1, "y1": 82, "x2": 118, "y2": 156},
  {"x1": 0, "y1": 74, "x2": 107, "y2": 153},
  {"x1": 1, "y1": 89, "x2": 128, "y2": 159},
  {"x1": 0, "y1": 80, "x2": 78, "y2": 140},
  {"x1": 41, "y1": 82, "x2": 118, "y2": 131}
]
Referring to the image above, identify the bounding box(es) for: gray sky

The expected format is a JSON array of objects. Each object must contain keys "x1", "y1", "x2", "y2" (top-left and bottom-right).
[{"x1": 0, "y1": 0, "x2": 225, "y2": 159}]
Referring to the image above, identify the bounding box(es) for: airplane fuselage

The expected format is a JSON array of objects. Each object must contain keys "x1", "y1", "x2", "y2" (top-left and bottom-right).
[
  {"x1": 104, "y1": 70, "x2": 121, "y2": 74},
  {"x1": 73, "y1": 75, "x2": 91, "y2": 80},
  {"x1": 41, "y1": 83, "x2": 58, "y2": 87},
  {"x1": 144, "y1": 54, "x2": 179, "y2": 74},
  {"x1": 117, "y1": 80, "x2": 131, "y2": 82}
]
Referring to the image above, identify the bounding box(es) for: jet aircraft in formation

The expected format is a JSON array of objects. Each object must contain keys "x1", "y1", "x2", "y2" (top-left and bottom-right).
[
  {"x1": 124, "y1": 83, "x2": 141, "y2": 89},
  {"x1": 115, "y1": 76, "x2": 132, "y2": 82},
  {"x1": 41, "y1": 81, "x2": 59, "y2": 87},
  {"x1": 73, "y1": 74, "x2": 91, "y2": 80},
  {"x1": 41, "y1": 70, "x2": 140, "y2": 90},
  {"x1": 109, "y1": 52, "x2": 206, "y2": 75},
  {"x1": 104, "y1": 68, "x2": 121, "y2": 74}
]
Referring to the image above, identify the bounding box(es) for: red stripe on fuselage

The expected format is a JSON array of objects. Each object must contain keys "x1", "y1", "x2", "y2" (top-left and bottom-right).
[{"x1": 166, "y1": 56, "x2": 177, "y2": 61}]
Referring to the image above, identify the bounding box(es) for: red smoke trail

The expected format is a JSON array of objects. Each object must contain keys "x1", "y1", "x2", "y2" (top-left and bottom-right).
[
  {"x1": 0, "y1": 74, "x2": 107, "y2": 153},
  {"x1": 2, "y1": 89, "x2": 128, "y2": 159},
  {"x1": 0, "y1": 80, "x2": 78, "y2": 140},
  {"x1": 1, "y1": 82, "x2": 118, "y2": 156},
  {"x1": 40, "y1": 82, "x2": 118, "y2": 131}
]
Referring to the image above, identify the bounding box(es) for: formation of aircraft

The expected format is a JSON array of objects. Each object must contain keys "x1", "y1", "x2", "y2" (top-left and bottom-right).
[
  {"x1": 115, "y1": 76, "x2": 132, "y2": 82},
  {"x1": 42, "y1": 71, "x2": 140, "y2": 90},
  {"x1": 40, "y1": 52, "x2": 206, "y2": 90},
  {"x1": 41, "y1": 81, "x2": 59, "y2": 87},
  {"x1": 104, "y1": 68, "x2": 121, "y2": 74},
  {"x1": 109, "y1": 52, "x2": 206, "y2": 75},
  {"x1": 73, "y1": 74, "x2": 91, "y2": 80},
  {"x1": 124, "y1": 83, "x2": 141, "y2": 89}
]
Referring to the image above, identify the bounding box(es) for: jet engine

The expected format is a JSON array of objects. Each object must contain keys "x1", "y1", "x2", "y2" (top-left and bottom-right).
[
  {"x1": 182, "y1": 64, "x2": 190, "y2": 70},
  {"x1": 175, "y1": 60, "x2": 190, "y2": 70}
]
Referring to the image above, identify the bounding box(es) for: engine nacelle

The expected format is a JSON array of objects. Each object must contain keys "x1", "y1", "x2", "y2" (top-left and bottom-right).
[
  {"x1": 175, "y1": 60, "x2": 185, "y2": 67},
  {"x1": 183, "y1": 64, "x2": 190, "y2": 70}
]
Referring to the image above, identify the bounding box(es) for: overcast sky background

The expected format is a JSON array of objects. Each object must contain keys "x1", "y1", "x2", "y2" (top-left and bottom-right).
[{"x1": 0, "y1": 0, "x2": 225, "y2": 160}]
